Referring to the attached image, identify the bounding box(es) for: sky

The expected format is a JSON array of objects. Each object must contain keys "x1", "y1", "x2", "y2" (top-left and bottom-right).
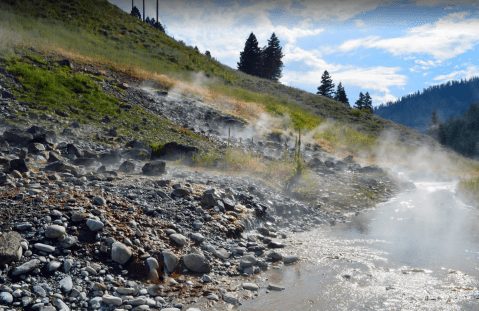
[{"x1": 107, "y1": 0, "x2": 479, "y2": 107}]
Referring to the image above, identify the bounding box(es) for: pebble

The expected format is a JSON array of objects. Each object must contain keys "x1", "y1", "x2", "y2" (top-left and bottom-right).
[
  {"x1": 12, "y1": 259, "x2": 40, "y2": 275},
  {"x1": 111, "y1": 242, "x2": 132, "y2": 264},
  {"x1": 0, "y1": 292, "x2": 13, "y2": 304},
  {"x1": 283, "y1": 255, "x2": 299, "y2": 264},
  {"x1": 34, "y1": 243, "x2": 55, "y2": 253}
]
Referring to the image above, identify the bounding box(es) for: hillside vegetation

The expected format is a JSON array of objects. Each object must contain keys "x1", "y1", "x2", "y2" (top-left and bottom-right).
[{"x1": 0, "y1": 0, "x2": 478, "y2": 182}]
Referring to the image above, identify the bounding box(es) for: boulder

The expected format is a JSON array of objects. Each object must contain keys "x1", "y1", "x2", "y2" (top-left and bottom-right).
[
  {"x1": 66, "y1": 143, "x2": 83, "y2": 158},
  {"x1": 45, "y1": 225, "x2": 66, "y2": 239},
  {"x1": 111, "y1": 242, "x2": 132, "y2": 264},
  {"x1": 162, "y1": 250, "x2": 179, "y2": 273},
  {"x1": 0, "y1": 231, "x2": 22, "y2": 265},
  {"x1": 169, "y1": 234, "x2": 187, "y2": 246},
  {"x1": 3, "y1": 129, "x2": 33, "y2": 144},
  {"x1": 129, "y1": 148, "x2": 152, "y2": 161},
  {"x1": 182, "y1": 253, "x2": 211, "y2": 273},
  {"x1": 99, "y1": 150, "x2": 121, "y2": 164},
  {"x1": 142, "y1": 160, "x2": 166, "y2": 176},
  {"x1": 153, "y1": 142, "x2": 198, "y2": 160},
  {"x1": 48, "y1": 151, "x2": 66, "y2": 163},
  {"x1": 44, "y1": 161, "x2": 76, "y2": 172},
  {"x1": 9, "y1": 159, "x2": 29, "y2": 173},
  {"x1": 119, "y1": 160, "x2": 135, "y2": 173},
  {"x1": 201, "y1": 189, "x2": 220, "y2": 207},
  {"x1": 12, "y1": 259, "x2": 40, "y2": 275},
  {"x1": 171, "y1": 188, "x2": 191, "y2": 197}
]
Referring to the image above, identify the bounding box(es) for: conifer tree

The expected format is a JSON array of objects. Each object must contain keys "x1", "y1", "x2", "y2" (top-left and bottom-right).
[
  {"x1": 131, "y1": 6, "x2": 141, "y2": 19},
  {"x1": 153, "y1": 21, "x2": 165, "y2": 32},
  {"x1": 237, "y1": 33, "x2": 262, "y2": 76},
  {"x1": 205, "y1": 51, "x2": 212, "y2": 58},
  {"x1": 260, "y1": 33, "x2": 284, "y2": 82},
  {"x1": 317, "y1": 70, "x2": 335, "y2": 97},
  {"x1": 334, "y1": 82, "x2": 349, "y2": 104},
  {"x1": 354, "y1": 92, "x2": 365, "y2": 109},
  {"x1": 363, "y1": 92, "x2": 373, "y2": 112}
]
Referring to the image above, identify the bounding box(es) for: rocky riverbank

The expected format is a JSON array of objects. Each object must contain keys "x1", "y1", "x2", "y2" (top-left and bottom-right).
[{"x1": 0, "y1": 66, "x2": 412, "y2": 310}]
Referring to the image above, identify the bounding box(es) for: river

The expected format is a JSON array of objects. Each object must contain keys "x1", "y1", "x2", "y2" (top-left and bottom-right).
[{"x1": 239, "y1": 181, "x2": 479, "y2": 310}]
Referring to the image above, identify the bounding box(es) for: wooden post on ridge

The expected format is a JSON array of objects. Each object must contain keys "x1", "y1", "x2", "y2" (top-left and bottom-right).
[
  {"x1": 156, "y1": 0, "x2": 159, "y2": 26},
  {"x1": 143, "y1": 0, "x2": 145, "y2": 22}
]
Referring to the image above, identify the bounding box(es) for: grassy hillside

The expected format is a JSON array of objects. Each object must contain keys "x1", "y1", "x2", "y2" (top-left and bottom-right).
[{"x1": 1, "y1": 0, "x2": 478, "y2": 181}]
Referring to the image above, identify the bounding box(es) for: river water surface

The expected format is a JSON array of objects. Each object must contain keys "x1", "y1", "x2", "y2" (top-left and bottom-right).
[{"x1": 239, "y1": 181, "x2": 479, "y2": 310}]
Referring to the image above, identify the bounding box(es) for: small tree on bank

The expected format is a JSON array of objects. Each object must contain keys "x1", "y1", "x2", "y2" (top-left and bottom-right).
[{"x1": 354, "y1": 92, "x2": 365, "y2": 109}]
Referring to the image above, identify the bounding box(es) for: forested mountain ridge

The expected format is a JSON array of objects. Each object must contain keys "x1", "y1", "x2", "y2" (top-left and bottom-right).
[{"x1": 374, "y1": 77, "x2": 479, "y2": 133}]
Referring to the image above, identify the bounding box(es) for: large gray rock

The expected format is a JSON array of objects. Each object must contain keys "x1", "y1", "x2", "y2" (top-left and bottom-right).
[
  {"x1": 0, "y1": 292, "x2": 13, "y2": 305},
  {"x1": 9, "y1": 159, "x2": 29, "y2": 173},
  {"x1": 59, "y1": 236, "x2": 78, "y2": 248},
  {"x1": 242, "y1": 283, "x2": 259, "y2": 291},
  {"x1": 213, "y1": 248, "x2": 230, "y2": 260},
  {"x1": 53, "y1": 298, "x2": 70, "y2": 311},
  {"x1": 182, "y1": 254, "x2": 211, "y2": 273},
  {"x1": 2, "y1": 129, "x2": 33, "y2": 144},
  {"x1": 102, "y1": 294, "x2": 122, "y2": 306},
  {"x1": 171, "y1": 188, "x2": 191, "y2": 197},
  {"x1": 111, "y1": 242, "x2": 132, "y2": 264},
  {"x1": 66, "y1": 143, "x2": 83, "y2": 158},
  {"x1": 239, "y1": 255, "x2": 257, "y2": 268},
  {"x1": 201, "y1": 189, "x2": 220, "y2": 207},
  {"x1": 162, "y1": 250, "x2": 179, "y2": 273},
  {"x1": 154, "y1": 142, "x2": 198, "y2": 160},
  {"x1": 119, "y1": 160, "x2": 135, "y2": 173},
  {"x1": 59, "y1": 276, "x2": 73, "y2": 293},
  {"x1": 141, "y1": 160, "x2": 166, "y2": 176},
  {"x1": 45, "y1": 225, "x2": 66, "y2": 239},
  {"x1": 86, "y1": 219, "x2": 104, "y2": 231},
  {"x1": 0, "y1": 231, "x2": 22, "y2": 265},
  {"x1": 34, "y1": 243, "x2": 55, "y2": 253},
  {"x1": 283, "y1": 255, "x2": 299, "y2": 264},
  {"x1": 44, "y1": 161, "x2": 76, "y2": 172},
  {"x1": 12, "y1": 259, "x2": 40, "y2": 275},
  {"x1": 169, "y1": 234, "x2": 187, "y2": 246}
]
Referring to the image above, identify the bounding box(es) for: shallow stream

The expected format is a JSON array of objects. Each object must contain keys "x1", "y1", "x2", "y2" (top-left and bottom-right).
[{"x1": 240, "y1": 181, "x2": 479, "y2": 310}]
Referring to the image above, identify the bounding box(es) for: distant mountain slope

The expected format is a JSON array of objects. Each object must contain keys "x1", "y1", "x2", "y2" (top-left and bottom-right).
[{"x1": 374, "y1": 77, "x2": 479, "y2": 133}]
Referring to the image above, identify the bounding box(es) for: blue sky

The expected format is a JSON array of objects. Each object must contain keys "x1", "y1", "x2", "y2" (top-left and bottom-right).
[{"x1": 108, "y1": 0, "x2": 479, "y2": 106}]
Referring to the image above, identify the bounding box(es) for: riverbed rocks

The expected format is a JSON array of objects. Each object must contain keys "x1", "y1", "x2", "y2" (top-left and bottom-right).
[{"x1": 0, "y1": 82, "x2": 403, "y2": 310}]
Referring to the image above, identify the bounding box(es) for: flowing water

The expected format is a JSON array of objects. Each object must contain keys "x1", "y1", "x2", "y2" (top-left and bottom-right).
[{"x1": 239, "y1": 181, "x2": 479, "y2": 310}]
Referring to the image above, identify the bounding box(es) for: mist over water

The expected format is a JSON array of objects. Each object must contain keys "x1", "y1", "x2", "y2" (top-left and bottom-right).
[{"x1": 239, "y1": 179, "x2": 479, "y2": 310}]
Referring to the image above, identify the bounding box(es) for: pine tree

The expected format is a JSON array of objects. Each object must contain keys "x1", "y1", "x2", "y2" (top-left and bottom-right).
[
  {"x1": 131, "y1": 6, "x2": 141, "y2": 19},
  {"x1": 260, "y1": 33, "x2": 284, "y2": 82},
  {"x1": 205, "y1": 51, "x2": 212, "y2": 58},
  {"x1": 237, "y1": 33, "x2": 262, "y2": 76},
  {"x1": 363, "y1": 92, "x2": 373, "y2": 112},
  {"x1": 354, "y1": 92, "x2": 365, "y2": 109},
  {"x1": 153, "y1": 21, "x2": 165, "y2": 33},
  {"x1": 427, "y1": 109, "x2": 440, "y2": 138},
  {"x1": 334, "y1": 82, "x2": 349, "y2": 104},
  {"x1": 145, "y1": 16, "x2": 151, "y2": 25},
  {"x1": 317, "y1": 70, "x2": 335, "y2": 97}
]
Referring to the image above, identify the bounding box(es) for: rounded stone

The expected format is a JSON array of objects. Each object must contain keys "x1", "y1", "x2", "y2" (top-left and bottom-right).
[
  {"x1": 45, "y1": 225, "x2": 66, "y2": 239},
  {"x1": 182, "y1": 253, "x2": 210, "y2": 273},
  {"x1": 86, "y1": 219, "x2": 104, "y2": 232},
  {"x1": 0, "y1": 292, "x2": 13, "y2": 304},
  {"x1": 111, "y1": 242, "x2": 132, "y2": 264},
  {"x1": 283, "y1": 255, "x2": 299, "y2": 264},
  {"x1": 169, "y1": 234, "x2": 187, "y2": 246},
  {"x1": 239, "y1": 255, "x2": 257, "y2": 268}
]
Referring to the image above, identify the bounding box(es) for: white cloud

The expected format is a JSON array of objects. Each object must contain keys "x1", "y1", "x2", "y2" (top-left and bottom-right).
[
  {"x1": 431, "y1": 65, "x2": 479, "y2": 83},
  {"x1": 354, "y1": 19, "x2": 365, "y2": 27},
  {"x1": 282, "y1": 65, "x2": 407, "y2": 105},
  {"x1": 339, "y1": 12, "x2": 479, "y2": 61}
]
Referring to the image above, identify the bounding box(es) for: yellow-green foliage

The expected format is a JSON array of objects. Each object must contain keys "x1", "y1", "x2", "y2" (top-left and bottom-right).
[
  {"x1": 350, "y1": 109, "x2": 361, "y2": 117},
  {"x1": 209, "y1": 84, "x2": 324, "y2": 130},
  {"x1": 314, "y1": 124, "x2": 377, "y2": 152}
]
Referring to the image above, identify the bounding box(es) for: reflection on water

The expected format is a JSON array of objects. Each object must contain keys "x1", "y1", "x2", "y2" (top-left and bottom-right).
[{"x1": 239, "y1": 182, "x2": 479, "y2": 310}]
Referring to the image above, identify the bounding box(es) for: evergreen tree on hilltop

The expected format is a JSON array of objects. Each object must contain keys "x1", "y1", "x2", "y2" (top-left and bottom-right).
[
  {"x1": 153, "y1": 21, "x2": 165, "y2": 33},
  {"x1": 260, "y1": 33, "x2": 284, "y2": 82},
  {"x1": 363, "y1": 92, "x2": 373, "y2": 112},
  {"x1": 354, "y1": 92, "x2": 365, "y2": 109},
  {"x1": 205, "y1": 50, "x2": 212, "y2": 58},
  {"x1": 237, "y1": 32, "x2": 262, "y2": 76},
  {"x1": 427, "y1": 109, "x2": 447, "y2": 145},
  {"x1": 317, "y1": 70, "x2": 335, "y2": 97},
  {"x1": 334, "y1": 82, "x2": 349, "y2": 104},
  {"x1": 131, "y1": 6, "x2": 141, "y2": 19}
]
